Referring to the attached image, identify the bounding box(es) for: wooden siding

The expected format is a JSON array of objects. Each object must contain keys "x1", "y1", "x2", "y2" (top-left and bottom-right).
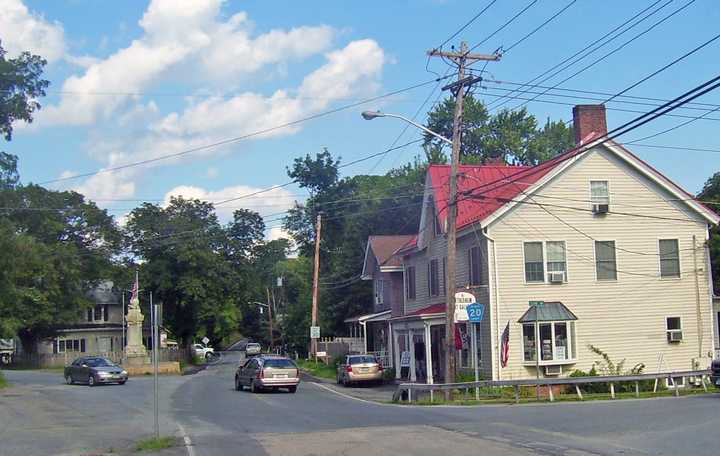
[{"x1": 487, "y1": 147, "x2": 715, "y2": 380}]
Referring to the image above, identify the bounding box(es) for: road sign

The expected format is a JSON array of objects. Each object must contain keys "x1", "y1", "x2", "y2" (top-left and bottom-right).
[
  {"x1": 310, "y1": 326, "x2": 320, "y2": 339},
  {"x1": 454, "y1": 291, "x2": 476, "y2": 322},
  {"x1": 400, "y1": 351, "x2": 411, "y2": 367},
  {"x1": 201, "y1": 336, "x2": 209, "y2": 345},
  {"x1": 316, "y1": 351, "x2": 327, "y2": 358},
  {"x1": 529, "y1": 300, "x2": 545, "y2": 307},
  {"x1": 467, "y1": 303, "x2": 485, "y2": 323}
]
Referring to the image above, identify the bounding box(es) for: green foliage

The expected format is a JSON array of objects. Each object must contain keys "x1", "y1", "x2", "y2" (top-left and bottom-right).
[
  {"x1": 296, "y1": 358, "x2": 336, "y2": 380},
  {"x1": 698, "y1": 172, "x2": 720, "y2": 294},
  {"x1": 588, "y1": 344, "x2": 645, "y2": 377},
  {"x1": 0, "y1": 370, "x2": 8, "y2": 389},
  {"x1": 135, "y1": 436, "x2": 175, "y2": 452},
  {"x1": 0, "y1": 152, "x2": 18, "y2": 189},
  {"x1": 570, "y1": 346, "x2": 648, "y2": 394},
  {"x1": 382, "y1": 367, "x2": 396, "y2": 382},
  {"x1": 0, "y1": 42, "x2": 50, "y2": 141},
  {"x1": 424, "y1": 95, "x2": 574, "y2": 165}
]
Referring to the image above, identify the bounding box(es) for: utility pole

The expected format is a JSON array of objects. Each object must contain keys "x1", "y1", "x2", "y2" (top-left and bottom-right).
[
  {"x1": 266, "y1": 287, "x2": 274, "y2": 351},
  {"x1": 427, "y1": 42, "x2": 500, "y2": 385},
  {"x1": 311, "y1": 213, "x2": 322, "y2": 357}
]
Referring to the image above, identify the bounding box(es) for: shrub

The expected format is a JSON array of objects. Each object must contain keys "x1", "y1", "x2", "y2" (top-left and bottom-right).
[{"x1": 382, "y1": 367, "x2": 396, "y2": 382}]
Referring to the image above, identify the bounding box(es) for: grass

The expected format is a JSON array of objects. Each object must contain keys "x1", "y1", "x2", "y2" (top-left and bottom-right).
[
  {"x1": 296, "y1": 358, "x2": 337, "y2": 380},
  {"x1": 135, "y1": 436, "x2": 176, "y2": 452},
  {"x1": 0, "y1": 371, "x2": 8, "y2": 389},
  {"x1": 397, "y1": 385, "x2": 718, "y2": 406}
]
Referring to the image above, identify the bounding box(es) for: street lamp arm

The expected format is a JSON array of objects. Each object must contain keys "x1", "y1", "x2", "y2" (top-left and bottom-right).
[{"x1": 361, "y1": 111, "x2": 453, "y2": 145}]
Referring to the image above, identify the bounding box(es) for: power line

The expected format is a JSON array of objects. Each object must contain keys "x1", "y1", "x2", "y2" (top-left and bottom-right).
[
  {"x1": 503, "y1": 0, "x2": 577, "y2": 53},
  {"x1": 38, "y1": 76, "x2": 451, "y2": 186},
  {"x1": 434, "y1": 0, "x2": 498, "y2": 51},
  {"x1": 485, "y1": 0, "x2": 671, "y2": 110},
  {"x1": 466, "y1": 0, "x2": 539, "y2": 54}
]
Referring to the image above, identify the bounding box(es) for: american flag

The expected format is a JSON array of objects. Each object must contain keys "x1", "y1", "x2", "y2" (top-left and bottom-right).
[{"x1": 500, "y1": 321, "x2": 510, "y2": 368}]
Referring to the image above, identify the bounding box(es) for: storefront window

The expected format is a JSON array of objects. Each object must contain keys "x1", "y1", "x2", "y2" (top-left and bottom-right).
[
  {"x1": 540, "y1": 324, "x2": 552, "y2": 361},
  {"x1": 523, "y1": 321, "x2": 575, "y2": 363},
  {"x1": 458, "y1": 323, "x2": 470, "y2": 368},
  {"x1": 522, "y1": 324, "x2": 536, "y2": 361}
]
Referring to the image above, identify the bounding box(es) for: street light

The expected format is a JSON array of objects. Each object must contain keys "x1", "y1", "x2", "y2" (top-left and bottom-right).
[{"x1": 361, "y1": 110, "x2": 453, "y2": 145}]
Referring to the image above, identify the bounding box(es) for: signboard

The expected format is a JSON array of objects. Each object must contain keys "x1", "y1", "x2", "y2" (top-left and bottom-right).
[
  {"x1": 400, "y1": 351, "x2": 411, "y2": 367},
  {"x1": 316, "y1": 351, "x2": 327, "y2": 358},
  {"x1": 201, "y1": 336, "x2": 210, "y2": 345},
  {"x1": 454, "y1": 291, "x2": 476, "y2": 322},
  {"x1": 467, "y1": 303, "x2": 485, "y2": 323},
  {"x1": 529, "y1": 300, "x2": 545, "y2": 307},
  {"x1": 310, "y1": 326, "x2": 321, "y2": 339}
]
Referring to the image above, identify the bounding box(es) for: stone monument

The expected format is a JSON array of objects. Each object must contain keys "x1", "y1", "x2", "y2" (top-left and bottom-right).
[{"x1": 124, "y1": 279, "x2": 150, "y2": 366}]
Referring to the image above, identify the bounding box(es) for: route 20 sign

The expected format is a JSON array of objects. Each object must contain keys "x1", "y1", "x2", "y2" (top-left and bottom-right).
[{"x1": 466, "y1": 303, "x2": 485, "y2": 323}]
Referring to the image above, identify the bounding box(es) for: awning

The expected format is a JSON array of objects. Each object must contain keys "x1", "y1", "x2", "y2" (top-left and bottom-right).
[
  {"x1": 518, "y1": 301, "x2": 577, "y2": 323},
  {"x1": 344, "y1": 310, "x2": 391, "y2": 324}
]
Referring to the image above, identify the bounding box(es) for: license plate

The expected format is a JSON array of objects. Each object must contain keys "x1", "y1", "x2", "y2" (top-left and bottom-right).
[
  {"x1": 275, "y1": 374, "x2": 288, "y2": 379},
  {"x1": 359, "y1": 368, "x2": 369, "y2": 373}
]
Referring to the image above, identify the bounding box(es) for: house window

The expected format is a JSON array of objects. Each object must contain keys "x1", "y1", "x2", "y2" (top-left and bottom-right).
[
  {"x1": 659, "y1": 239, "x2": 680, "y2": 278},
  {"x1": 86, "y1": 305, "x2": 109, "y2": 322},
  {"x1": 406, "y1": 266, "x2": 416, "y2": 300},
  {"x1": 522, "y1": 322, "x2": 574, "y2": 362},
  {"x1": 523, "y1": 242, "x2": 544, "y2": 282},
  {"x1": 595, "y1": 240, "x2": 617, "y2": 280},
  {"x1": 57, "y1": 338, "x2": 86, "y2": 353},
  {"x1": 546, "y1": 241, "x2": 567, "y2": 280},
  {"x1": 468, "y1": 246, "x2": 482, "y2": 286},
  {"x1": 441, "y1": 257, "x2": 447, "y2": 296},
  {"x1": 374, "y1": 280, "x2": 385, "y2": 305},
  {"x1": 666, "y1": 317, "x2": 681, "y2": 331},
  {"x1": 590, "y1": 180, "x2": 609, "y2": 205},
  {"x1": 428, "y1": 259, "x2": 440, "y2": 297}
]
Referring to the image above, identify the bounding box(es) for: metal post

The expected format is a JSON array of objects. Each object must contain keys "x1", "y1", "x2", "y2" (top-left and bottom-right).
[
  {"x1": 575, "y1": 384, "x2": 583, "y2": 400},
  {"x1": 535, "y1": 309, "x2": 540, "y2": 401},
  {"x1": 471, "y1": 322, "x2": 479, "y2": 400},
  {"x1": 122, "y1": 292, "x2": 126, "y2": 363},
  {"x1": 152, "y1": 292, "x2": 159, "y2": 439}
]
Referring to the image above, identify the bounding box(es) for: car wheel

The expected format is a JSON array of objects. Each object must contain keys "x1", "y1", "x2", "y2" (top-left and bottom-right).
[
  {"x1": 288, "y1": 386, "x2": 297, "y2": 394},
  {"x1": 342, "y1": 376, "x2": 349, "y2": 387},
  {"x1": 234, "y1": 376, "x2": 242, "y2": 391},
  {"x1": 250, "y1": 380, "x2": 258, "y2": 393},
  {"x1": 88, "y1": 375, "x2": 96, "y2": 387},
  {"x1": 118, "y1": 380, "x2": 126, "y2": 385},
  {"x1": 65, "y1": 375, "x2": 74, "y2": 385}
]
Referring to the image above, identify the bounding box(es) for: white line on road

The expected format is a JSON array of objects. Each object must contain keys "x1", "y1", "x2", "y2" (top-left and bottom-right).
[
  {"x1": 177, "y1": 423, "x2": 196, "y2": 456},
  {"x1": 310, "y1": 382, "x2": 395, "y2": 407}
]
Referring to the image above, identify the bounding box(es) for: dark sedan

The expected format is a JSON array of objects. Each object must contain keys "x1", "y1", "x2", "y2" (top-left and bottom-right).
[{"x1": 64, "y1": 357, "x2": 128, "y2": 386}]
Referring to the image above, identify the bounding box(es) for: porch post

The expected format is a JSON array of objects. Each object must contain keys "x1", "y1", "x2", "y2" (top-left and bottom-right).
[
  {"x1": 409, "y1": 329, "x2": 416, "y2": 382},
  {"x1": 388, "y1": 322, "x2": 394, "y2": 369},
  {"x1": 362, "y1": 322, "x2": 368, "y2": 354},
  {"x1": 425, "y1": 322, "x2": 433, "y2": 384}
]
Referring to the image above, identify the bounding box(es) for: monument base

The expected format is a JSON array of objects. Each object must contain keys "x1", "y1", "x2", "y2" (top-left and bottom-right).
[
  {"x1": 124, "y1": 354, "x2": 151, "y2": 366},
  {"x1": 122, "y1": 361, "x2": 181, "y2": 376}
]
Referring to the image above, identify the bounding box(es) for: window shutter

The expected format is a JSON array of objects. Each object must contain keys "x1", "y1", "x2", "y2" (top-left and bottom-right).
[
  {"x1": 103, "y1": 305, "x2": 109, "y2": 322},
  {"x1": 53, "y1": 340, "x2": 58, "y2": 354},
  {"x1": 80, "y1": 339, "x2": 86, "y2": 353}
]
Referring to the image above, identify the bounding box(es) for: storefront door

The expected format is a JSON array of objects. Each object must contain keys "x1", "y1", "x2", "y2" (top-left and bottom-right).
[{"x1": 430, "y1": 325, "x2": 445, "y2": 383}]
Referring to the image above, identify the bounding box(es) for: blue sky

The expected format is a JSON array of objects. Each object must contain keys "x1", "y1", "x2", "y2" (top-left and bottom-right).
[{"x1": 3, "y1": 0, "x2": 719, "y2": 237}]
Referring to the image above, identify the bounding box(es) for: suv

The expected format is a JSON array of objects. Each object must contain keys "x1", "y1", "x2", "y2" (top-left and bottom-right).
[
  {"x1": 245, "y1": 342, "x2": 262, "y2": 357},
  {"x1": 711, "y1": 359, "x2": 720, "y2": 388}
]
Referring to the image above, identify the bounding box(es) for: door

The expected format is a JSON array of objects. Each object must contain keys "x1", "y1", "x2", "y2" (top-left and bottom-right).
[{"x1": 242, "y1": 359, "x2": 258, "y2": 385}]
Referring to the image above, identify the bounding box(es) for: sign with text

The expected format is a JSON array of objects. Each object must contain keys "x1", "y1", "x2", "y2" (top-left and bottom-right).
[
  {"x1": 310, "y1": 326, "x2": 320, "y2": 339},
  {"x1": 454, "y1": 291, "x2": 477, "y2": 322},
  {"x1": 316, "y1": 351, "x2": 327, "y2": 358},
  {"x1": 467, "y1": 303, "x2": 485, "y2": 323},
  {"x1": 400, "y1": 351, "x2": 411, "y2": 367}
]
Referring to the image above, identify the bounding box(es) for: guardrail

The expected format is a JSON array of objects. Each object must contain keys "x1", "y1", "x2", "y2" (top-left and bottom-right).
[{"x1": 392, "y1": 369, "x2": 713, "y2": 403}]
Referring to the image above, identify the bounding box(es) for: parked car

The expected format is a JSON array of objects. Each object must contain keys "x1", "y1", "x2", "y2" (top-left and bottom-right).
[
  {"x1": 235, "y1": 355, "x2": 299, "y2": 393},
  {"x1": 191, "y1": 343, "x2": 215, "y2": 359},
  {"x1": 336, "y1": 355, "x2": 383, "y2": 386},
  {"x1": 64, "y1": 356, "x2": 128, "y2": 386},
  {"x1": 244, "y1": 342, "x2": 262, "y2": 357},
  {"x1": 711, "y1": 359, "x2": 720, "y2": 388}
]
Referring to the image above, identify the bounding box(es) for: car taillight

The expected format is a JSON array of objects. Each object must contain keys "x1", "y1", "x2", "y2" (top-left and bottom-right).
[
  {"x1": 377, "y1": 364, "x2": 384, "y2": 371},
  {"x1": 295, "y1": 369, "x2": 299, "y2": 378},
  {"x1": 346, "y1": 365, "x2": 353, "y2": 373}
]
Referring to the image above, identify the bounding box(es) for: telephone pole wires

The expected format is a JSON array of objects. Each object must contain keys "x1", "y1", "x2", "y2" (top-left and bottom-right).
[
  {"x1": 427, "y1": 42, "x2": 500, "y2": 385},
  {"x1": 310, "y1": 213, "x2": 322, "y2": 357}
]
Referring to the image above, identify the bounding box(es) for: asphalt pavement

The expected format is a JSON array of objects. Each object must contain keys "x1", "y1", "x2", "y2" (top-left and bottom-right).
[{"x1": 2, "y1": 355, "x2": 720, "y2": 455}]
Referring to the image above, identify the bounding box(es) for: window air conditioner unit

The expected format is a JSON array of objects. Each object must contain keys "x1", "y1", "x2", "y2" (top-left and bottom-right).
[
  {"x1": 545, "y1": 365, "x2": 562, "y2": 376},
  {"x1": 667, "y1": 330, "x2": 683, "y2": 342},
  {"x1": 592, "y1": 203, "x2": 609, "y2": 214},
  {"x1": 548, "y1": 271, "x2": 565, "y2": 283}
]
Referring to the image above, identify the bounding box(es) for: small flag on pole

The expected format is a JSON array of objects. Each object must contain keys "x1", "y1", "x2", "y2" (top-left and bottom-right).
[{"x1": 500, "y1": 321, "x2": 510, "y2": 368}]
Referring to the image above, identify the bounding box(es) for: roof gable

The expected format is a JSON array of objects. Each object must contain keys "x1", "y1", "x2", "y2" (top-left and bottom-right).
[{"x1": 361, "y1": 235, "x2": 415, "y2": 279}]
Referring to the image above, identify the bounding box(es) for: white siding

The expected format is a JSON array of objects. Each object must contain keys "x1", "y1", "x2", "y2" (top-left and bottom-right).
[{"x1": 487, "y1": 147, "x2": 714, "y2": 379}]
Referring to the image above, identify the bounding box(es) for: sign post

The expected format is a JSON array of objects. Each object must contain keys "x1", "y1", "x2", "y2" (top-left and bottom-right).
[
  {"x1": 310, "y1": 326, "x2": 320, "y2": 362},
  {"x1": 466, "y1": 302, "x2": 485, "y2": 400}
]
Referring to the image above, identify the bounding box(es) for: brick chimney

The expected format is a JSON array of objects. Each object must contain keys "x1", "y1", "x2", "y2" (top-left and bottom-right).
[{"x1": 572, "y1": 104, "x2": 607, "y2": 145}]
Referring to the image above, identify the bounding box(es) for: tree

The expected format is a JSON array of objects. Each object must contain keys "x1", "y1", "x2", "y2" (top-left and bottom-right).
[
  {"x1": 698, "y1": 172, "x2": 720, "y2": 294},
  {"x1": 0, "y1": 151, "x2": 18, "y2": 189},
  {"x1": 0, "y1": 41, "x2": 50, "y2": 140},
  {"x1": 423, "y1": 94, "x2": 574, "y2": 165}
]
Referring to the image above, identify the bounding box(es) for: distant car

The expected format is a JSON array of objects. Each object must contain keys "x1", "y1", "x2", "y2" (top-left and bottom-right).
[
  {"x1": 711, "y1": 359, "x2": 720, "y2": 388},
  {"x1": 191, "y1": 343, "x2": 215, "y2": 359},
  {"x1": 235, "y1": 355, "x2": 299, "y2": 393},
  {"x1": 64, "y1": 356, "x2": 128, "y2": 386},
  {"x1": 245, "y1": 343, "x2": 262, "y2": 357},
  {"x1": 337, "y1": 355, "x2": 384, "y2": 386}
]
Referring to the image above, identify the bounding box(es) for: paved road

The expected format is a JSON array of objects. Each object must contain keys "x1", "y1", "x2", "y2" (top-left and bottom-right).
[{"x1": 2, "y1": 356, "x2": 720, "y2": 455}]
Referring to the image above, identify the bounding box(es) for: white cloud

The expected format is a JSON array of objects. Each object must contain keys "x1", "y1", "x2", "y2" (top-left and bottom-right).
[
  {"x1": 38, "y1": 0, "x2": 336, "y2": 127},
  {"x1": 205, "y1": 167, "x2": 219, "y2": 179},
  {"x1": 66, "y1": 39, "x2": 386, "y2": 200},
  {"x1": 0, "y1": 0, "x2": 65, "y2": 62},
  {"x1": 163, "y1": 183, "x2": 298, "y2": 240}
]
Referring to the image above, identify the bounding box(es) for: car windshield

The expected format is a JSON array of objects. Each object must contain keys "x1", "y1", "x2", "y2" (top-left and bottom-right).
[
  {"x1": 247, "y1": 343, "x2": 260, "y2": 348},
  {"x1": 349, "y1": 356, "x2": 377, "y2": 365},
  {"x1": 86, "y1": 358, "x2": 114, "y2": 367},
  {"x1": 263, "y1": 358, "x2": 296, "y2": 368}
]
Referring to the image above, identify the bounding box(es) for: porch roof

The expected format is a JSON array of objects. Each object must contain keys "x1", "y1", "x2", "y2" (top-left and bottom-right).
[
  {"x1": 344, "y1": 309, "x2": 391, "y2": 324},
  {"x1": 518, "y1": 302, "x2": 577, "y2": 323},
  {"x1": 389, "y1": 303, "x2": 447, "y2": 321}
]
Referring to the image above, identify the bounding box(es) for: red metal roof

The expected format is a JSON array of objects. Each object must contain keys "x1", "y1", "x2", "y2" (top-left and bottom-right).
[
  {"x1": 429, "y1": 163, "x2": 558, "y2": 230},
  {"x1": 406, "y1": 303, "x2": 446, "y2": 316}
]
